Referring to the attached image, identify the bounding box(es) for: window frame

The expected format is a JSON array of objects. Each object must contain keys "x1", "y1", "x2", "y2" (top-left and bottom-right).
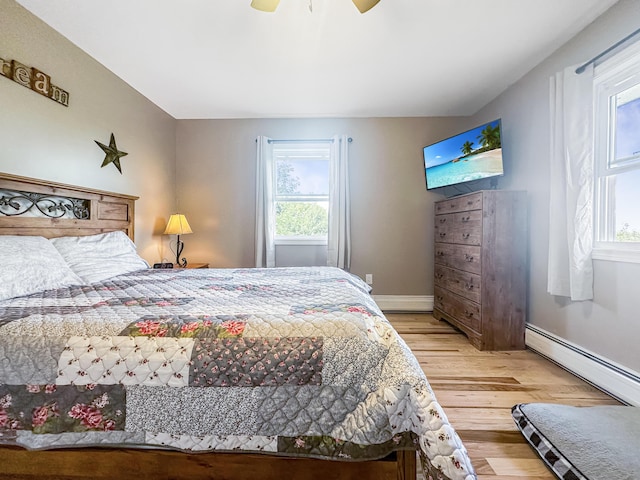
[
  {"x1": 271, "y1": 142, "x2": 331, "y2": 246},
  {"x1": 592, "y1": 39, "x2": 640, "y2": 263}
]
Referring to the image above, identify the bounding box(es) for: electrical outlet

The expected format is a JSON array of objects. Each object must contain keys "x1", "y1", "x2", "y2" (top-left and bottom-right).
[{"x1": 365, "y1": 273, "x2": 373, "y2": 284}]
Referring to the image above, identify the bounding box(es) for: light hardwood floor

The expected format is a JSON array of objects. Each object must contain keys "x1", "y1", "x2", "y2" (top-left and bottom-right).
[{"x1": 386, "y1": 312, "x2": 621, "y2": 480}]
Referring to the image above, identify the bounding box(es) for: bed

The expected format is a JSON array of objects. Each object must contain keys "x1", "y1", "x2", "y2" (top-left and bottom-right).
[{"x1": 0, "y1": 172, "x2": 476, "y2": 480}]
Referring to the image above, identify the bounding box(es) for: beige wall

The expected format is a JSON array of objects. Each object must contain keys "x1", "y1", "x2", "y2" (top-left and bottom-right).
[
  {"x1": 469, "y1": 0, "x2": 640, "y2": 372},
  {"x1": 176, "y1": 117, "x2": 466, "y2": 294},
  {"x1": 0, "y1": 0, "x2": 177, "y2": 262}
]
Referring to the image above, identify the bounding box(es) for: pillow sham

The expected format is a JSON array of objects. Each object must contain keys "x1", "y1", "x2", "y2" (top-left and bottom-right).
[
  {"x1": 0, "y1": 235, "x2": 84, "y2": 302},
  {"x1": 50, "y1": 231, "x2": 149, "y2": 284}
]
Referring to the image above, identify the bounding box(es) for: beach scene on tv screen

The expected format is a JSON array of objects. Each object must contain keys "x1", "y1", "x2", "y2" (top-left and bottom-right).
[{"x1": 424, "y1": 120, "x2": 503, "y2": 189}]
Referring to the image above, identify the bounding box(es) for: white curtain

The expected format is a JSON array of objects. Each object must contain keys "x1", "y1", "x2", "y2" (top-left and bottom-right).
[
  {"x1": 327, "y1": 134, "x2": 351, "y2": 270},
  {"x1": 547, "y1": 64, "x2": 594, "y2": 300},
  {"x1": 255, "y1": 136, "x2": 275, "y2": 268}
]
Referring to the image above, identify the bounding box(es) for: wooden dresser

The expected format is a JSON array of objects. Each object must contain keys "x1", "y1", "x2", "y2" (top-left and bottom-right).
[{"x1": 433, "y1": 190, "x2": 527, "y2": 350}]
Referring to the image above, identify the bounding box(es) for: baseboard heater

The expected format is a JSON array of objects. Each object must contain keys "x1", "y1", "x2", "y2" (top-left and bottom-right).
[{"x1": 525, "y1": 324, "x2": 640, "y2": 407}]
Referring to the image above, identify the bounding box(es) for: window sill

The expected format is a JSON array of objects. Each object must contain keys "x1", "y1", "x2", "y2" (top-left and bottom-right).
[
  {"x1": 592, "y1": 244, "x2": 640, "y2": 264},
  {"x1": 275, "y1": 237, "x2": 328, "y2": 246}
]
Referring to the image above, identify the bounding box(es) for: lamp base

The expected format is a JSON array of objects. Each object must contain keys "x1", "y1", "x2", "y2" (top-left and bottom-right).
[{"x1": 175, "y1": 236, "x2": 188, "y2": 268}]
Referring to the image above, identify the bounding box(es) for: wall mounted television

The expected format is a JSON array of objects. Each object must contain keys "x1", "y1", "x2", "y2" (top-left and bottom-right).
[{"x1": 423, "y1": 119, "x2": 503, "y2": 193}]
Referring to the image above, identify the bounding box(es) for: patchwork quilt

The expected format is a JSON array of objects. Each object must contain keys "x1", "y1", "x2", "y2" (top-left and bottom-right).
[{"x1": 0, "y1": 266, "x2": 476, "y2": 480}]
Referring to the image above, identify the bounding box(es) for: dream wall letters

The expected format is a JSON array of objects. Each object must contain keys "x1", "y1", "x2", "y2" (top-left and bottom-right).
[{"x1": 1, "y1": 56, "x2": 69, "y2": 107}]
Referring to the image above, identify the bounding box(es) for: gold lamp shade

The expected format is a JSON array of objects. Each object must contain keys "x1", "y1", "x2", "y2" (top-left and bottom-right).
[
  {"x1": 163, "y1": 214, "x2": 193, "y2": 235},
  {"x1": 352, "y1": 0, "x2": 380, "y2": 13},
  {"x1": 250, "y1": 0, "x2": 381, "y2": 13},
  {"x1": 351, "y1": 0, "x2": 380, "y2": 13},
  {"x1": 251, "y1": 0, "x2": 280, "y2": 12},
  {"x1": 164, "y1": 214, "x2": 192, "y2": 266}
]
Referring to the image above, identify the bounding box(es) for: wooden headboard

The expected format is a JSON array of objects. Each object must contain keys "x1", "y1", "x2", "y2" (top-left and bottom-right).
[{"x1": 0, "y1": 172, "x2": 138, "y2": 241}]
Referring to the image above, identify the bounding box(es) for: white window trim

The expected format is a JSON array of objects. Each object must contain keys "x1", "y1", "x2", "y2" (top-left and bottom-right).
[
  {"x1": 592, "y1": 39, "x2": 640, "y2": 263},
  {"x1": 274, "y1": 236, "x2": 328, "y2": 246},
  {"x1": 592, "y1": 242, "x2": 640, "y2": 264}
]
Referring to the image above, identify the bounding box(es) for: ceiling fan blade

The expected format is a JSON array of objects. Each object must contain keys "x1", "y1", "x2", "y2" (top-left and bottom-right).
[
  {"x1": 251, "y1": 0, "x2": 280, "y2": 12},
  {"x1": 352, "y1": 0, "x2": 380, "y2": 13}
]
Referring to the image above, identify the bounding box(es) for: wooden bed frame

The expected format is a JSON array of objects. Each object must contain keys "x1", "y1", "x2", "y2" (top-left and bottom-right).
[
  {"x1": 0, "y1": 173, "x2": 137, "y2": 240},
  {"x1": 0, "y1": 172, "x2": 417, "y2": 480}
]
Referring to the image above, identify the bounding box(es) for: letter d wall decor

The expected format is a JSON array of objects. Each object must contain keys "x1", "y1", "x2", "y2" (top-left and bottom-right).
[{"x1": 0, "y1": 54, "x2": 70, "y2": 107}]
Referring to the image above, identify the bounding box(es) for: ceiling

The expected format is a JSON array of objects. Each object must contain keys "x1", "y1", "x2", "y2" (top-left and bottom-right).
[{"x1": 16, "y1": 0, "x2": 619, "y2": 119}]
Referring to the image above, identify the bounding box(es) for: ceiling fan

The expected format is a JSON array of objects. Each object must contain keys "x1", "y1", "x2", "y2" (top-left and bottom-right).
[{"x1": 251, "y1": 0, "x2": 381, "y2": 14}]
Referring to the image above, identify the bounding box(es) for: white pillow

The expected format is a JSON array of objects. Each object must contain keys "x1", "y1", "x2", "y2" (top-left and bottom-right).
[
  {"x1": 0, "y1": 235, "x2": 84, "y2": 302},
  {"x1": 50, "y1": 231, "x2": 149, "y2": 284}
]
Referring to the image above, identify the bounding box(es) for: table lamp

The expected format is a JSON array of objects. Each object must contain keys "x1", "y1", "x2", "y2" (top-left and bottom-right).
[{"x1": 163, "y1": 214, "x2": 193, "y2": 267}]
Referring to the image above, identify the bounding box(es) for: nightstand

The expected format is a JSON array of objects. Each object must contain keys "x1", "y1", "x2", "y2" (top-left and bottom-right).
[{"x1": 180, "y1": 262, "x2": 209, "y2": 269}]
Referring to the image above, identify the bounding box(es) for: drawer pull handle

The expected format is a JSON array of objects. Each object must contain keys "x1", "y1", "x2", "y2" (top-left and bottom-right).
[
  {"x1": 435, "y1": 273, "x2": 443, "y2": 279},
  {"x1": 466, "y1": 284, "x2": 474, "y2": 290},
  {"x1": 436, "y1": 296, "x2": 443, "y2": 301},
  {"x1": 464, "y1": 254, "x2": 474, "y2": 262},
  {"x1": 462, "y1": 233, "x2": 470, "y2": 239},
  {"x1": 439, "y1": 232, "x2": 447, "y2": 238},
  {"x1": 439, "y1": 218, "x2": 447, "y2": 224},
  {"x1": 467, "y1": 200, "x2": 474, "y2": 205},
  {"x1": 461, "y1": 216, "x2": 470, "y2": 222},
  {"x1": 437, "y1": 251, "x2": 444, "y2": 256},
  {"x1": 464, "y1": 311, "x2": 474, "y2": 318}
]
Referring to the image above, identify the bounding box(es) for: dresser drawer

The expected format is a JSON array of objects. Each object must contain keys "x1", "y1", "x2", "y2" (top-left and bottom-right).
[
  {"x1": 434, "y1": 210, "x2": 482, "y2": 245},
  {"x1": 434, "y1": 287, "x2": 481, "y2": 333},
  {"x1": 434, "y1": 264, "x2": 481, "y2": 303},
  {"x1": 434, "y1": 243, "x2": 481, "y2": 275},
  {"x1": 434, "y1": 192, "x2": 482, "y2": 214}
]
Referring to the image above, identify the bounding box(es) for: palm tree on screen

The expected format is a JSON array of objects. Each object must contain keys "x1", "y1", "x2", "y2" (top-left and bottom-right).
[
  {"x1": 461, "y1": 141, "x2": 474, "y2": 156},
  {"x1": 477, "y1": 124, "x2": 501, "y2": 150}
]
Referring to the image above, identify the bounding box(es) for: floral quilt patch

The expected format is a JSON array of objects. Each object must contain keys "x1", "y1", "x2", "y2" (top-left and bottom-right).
[
  {"x1": 189, "y1": 337, "x2": 323, "y2": 387},
  {"x1": 290, "y1": 303, "x2": 377, "y2": 317},
  {"x1": 0, "y1": 384, "x2": 125, "y2": 434},
  {"x1": 120, "y1": 314, "x2": 248, "y2": 339},
  {"x1": 279, "y1": 431, "x2": 418, "y2": 460}
]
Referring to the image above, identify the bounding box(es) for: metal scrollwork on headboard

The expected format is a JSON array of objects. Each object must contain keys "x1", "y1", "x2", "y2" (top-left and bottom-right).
[{"x1": 0, "y1": 189, "x2": 90, "y2": 219}]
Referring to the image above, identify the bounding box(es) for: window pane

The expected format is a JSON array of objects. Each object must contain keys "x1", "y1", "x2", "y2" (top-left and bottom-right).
[
  {"x1": 613, "y1": 82, "x2": 640, "y2": 164},
  {"x1": 275, "y1": 201, "x2": 328, "y2": 236},
  {"x1": 275, "y1": 159, "x2": 329, "y2": 196},
  {"x1": 609, "y1": 169, "x2": 640, "y2": 242}
]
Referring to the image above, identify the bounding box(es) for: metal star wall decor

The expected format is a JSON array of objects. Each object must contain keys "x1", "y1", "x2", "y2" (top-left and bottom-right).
[{"x1": 95, "y1": 133, "x2": 128, "y2": 174}]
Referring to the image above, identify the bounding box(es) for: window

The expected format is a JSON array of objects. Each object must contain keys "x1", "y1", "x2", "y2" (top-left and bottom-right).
[
  {"x1": 593, "y1": 40, "x2": 640, "y2": 262},
  {"x1": 273, "y1": 142, "x2": 331, "y2": 245},
  {"x1": 255, "y1": 135, "x2": 350, "y2": 269}
]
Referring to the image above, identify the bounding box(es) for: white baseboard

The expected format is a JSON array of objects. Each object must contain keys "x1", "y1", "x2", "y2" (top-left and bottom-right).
[
  {"x1": 526, "y1": 324, "x2": 640, "y2": 406},
  {"x1": 372, "y1": 295, "x2": 433, "y2": 312}
]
